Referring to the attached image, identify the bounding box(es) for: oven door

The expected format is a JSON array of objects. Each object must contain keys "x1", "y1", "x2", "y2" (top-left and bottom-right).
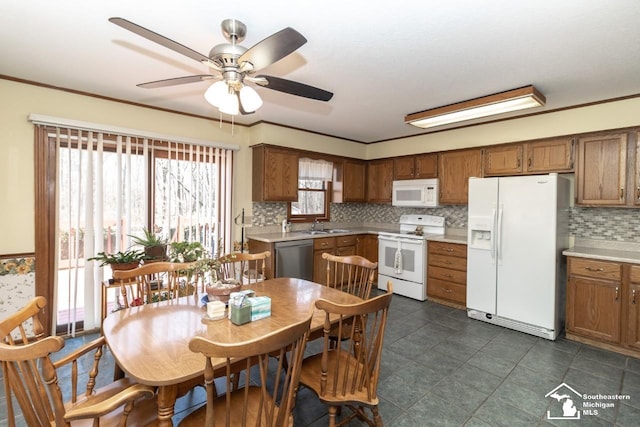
[{"x1": 377, "y1": 235, "x2": 425, "y2": 284}]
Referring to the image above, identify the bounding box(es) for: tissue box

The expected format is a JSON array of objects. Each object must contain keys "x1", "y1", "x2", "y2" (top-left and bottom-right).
[
  {"x1": 248, "y1": 296, "x2": 271, "y2": 321},
  {"x1": 230, "y1": 302, "x2": 251, "y2": 325}
]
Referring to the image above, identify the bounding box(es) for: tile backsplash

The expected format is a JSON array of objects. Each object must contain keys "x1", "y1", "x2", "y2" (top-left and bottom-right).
[{"x1": 252, "y1": 202, "x2": 640, "y2": 242}]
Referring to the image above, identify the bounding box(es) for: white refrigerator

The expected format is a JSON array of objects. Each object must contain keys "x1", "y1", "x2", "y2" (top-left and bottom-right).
[{"x1": 466, "y1": 173, "x2": 570, "y2": 340}]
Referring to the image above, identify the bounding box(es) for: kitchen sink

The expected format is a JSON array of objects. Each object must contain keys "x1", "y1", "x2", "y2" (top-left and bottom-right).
[{"x1": 299, "y1": 229, "x2": 351, "y2": 235}]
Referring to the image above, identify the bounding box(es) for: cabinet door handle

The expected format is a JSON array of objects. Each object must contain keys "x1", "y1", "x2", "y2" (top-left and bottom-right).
[
  {"x1": 633, "y1": 289, "x2": 637, "y2": 304},
  {"x1": 528, "y1": 157, "x2": 532, "y2": 168},
  {"x1": 637, "y1": 187, "x2": 640, "y2": 200},
  {"x1": 446, "y1": 248, "x2": 454, "y2": 252},
  {"x1": 615, "y1": 286, "x2": 619, "y2": 301},
  {"x1": 584, "y1": 267, "x2": 604, "y2": 272},
  {"x1": 620, "y1": 188, "x2": 624, "y2": 199},
  {"x1": 443, "y1": 274, "x2": 453, "y2": 278},
  {"x1": 443, "y1": 288, "x2": 452, "y2": 293},
  {"x1": 517, "y1": 159, "x2": 521, "y2": 168}
]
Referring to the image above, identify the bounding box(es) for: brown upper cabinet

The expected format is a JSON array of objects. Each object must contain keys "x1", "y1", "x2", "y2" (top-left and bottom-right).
[
  {"x1": 483, "y1": 145, "x2": 523, "y2": 176},
  {"x1": 333, "y1": 158, "x2": 367, "y2": 203},
  {"x1": 366, "y1": 158, "x2": 394, "y2": 203},
  {"x1": 524, "y1": 138, "x2": 574, "y2": 173},
  {"x1": 576, "y1": 133, "x2": 627, "y2": 206},
  {"x1": 393, "y1": 153, "x2": 438, "y2": 180},
  {"x1": 252, "y1": 145, "x2": 299, "y2": 202},
  {"x1": 635, "y1": 131, "x2": 640, "y2": 206},
  {"x1": 483, "y1": 138, "x2": 574, "y2": 176},
  {"x1": 438, "y1": 148, "x2": 483, "y2": 205}
]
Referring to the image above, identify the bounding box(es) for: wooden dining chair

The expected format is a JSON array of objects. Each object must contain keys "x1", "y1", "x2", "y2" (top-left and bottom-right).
[
  {"x1": 322, "y1": 253, "x2": 378, "y2": 300},
  {"x1": 321, "y1": 253, "x2": 379, "y2": 347},
  {"x1": 178, "y1": 311, "x2": 313, "y2": 427},
  {"x1": 298, "y1": 282, "x2": 393, "y2": 427},
  {"x1": 112, "y1": 261, "x2": 197, "y2": 310},
  {"x1": 0, "y1": 296, "x2": 158, "y2": 426},
  {"x1": 216, "y1": 250, "x2": 271, "y2": 284}
]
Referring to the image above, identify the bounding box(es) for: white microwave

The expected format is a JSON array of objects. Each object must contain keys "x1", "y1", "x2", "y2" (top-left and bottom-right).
[{"x1": 392, "y1": 179, "x2": 440, "y2": 207}]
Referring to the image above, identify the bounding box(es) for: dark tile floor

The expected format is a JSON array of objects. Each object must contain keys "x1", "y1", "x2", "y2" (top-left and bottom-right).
[{"x1": 2, "y1": 292, "x2": 640, "y2": 426}]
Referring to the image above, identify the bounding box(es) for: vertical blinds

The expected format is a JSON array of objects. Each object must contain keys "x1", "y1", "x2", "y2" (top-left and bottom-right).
[{"x1": 39, "y1": 125, "x2": 233, "y2": 335}]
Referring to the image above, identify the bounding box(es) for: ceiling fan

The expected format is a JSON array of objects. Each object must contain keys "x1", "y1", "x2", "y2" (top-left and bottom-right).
[{"x1": 109, "y1": 17, "x2": 333, "y2": 115}]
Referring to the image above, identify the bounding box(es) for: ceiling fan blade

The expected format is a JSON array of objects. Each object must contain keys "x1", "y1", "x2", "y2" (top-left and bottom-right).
[
  {"x1": 239, "y1": 28, "x2": 307, "y2": 71},
  {"x1": 255, "y1": 75, "x2": 333, "y2": 101},
  {"x1": 137, "y1": 75, "x2": 218, "y2": 89},
  {"x1": 109, "y1": 17, "x2": 210, "y2": 63}
]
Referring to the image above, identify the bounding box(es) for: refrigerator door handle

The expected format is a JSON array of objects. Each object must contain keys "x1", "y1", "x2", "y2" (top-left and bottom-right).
[
  {"x1": 490, "y1": 208, "x2": 497, "y2": 262},
  {"x1": 496, "y1": 204, "x2": 504, "y2": 263}
]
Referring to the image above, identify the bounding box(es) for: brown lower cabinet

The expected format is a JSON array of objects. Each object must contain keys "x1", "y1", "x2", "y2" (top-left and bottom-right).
[
  {"x1": 312, "y1": 235, "x2": 359, "y2": 284},
  {"x1": 427, "y1": 241, "x2": 467, "y2": 309},
  {"x1": 566, "y1": 256, "x2": 640, "y2": 356},
  {"x1": 250, "y1": 233, "x2": 376, "y2": 285},
  {"x1": 247, "y1": 239, "x2": 275, "y2": 280}
]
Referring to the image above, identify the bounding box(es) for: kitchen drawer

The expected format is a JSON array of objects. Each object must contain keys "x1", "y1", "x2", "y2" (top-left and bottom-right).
[
  {"x1": 336, "y1": 235, "x2": 357, "y2": 247},
  {"x1": 569, "y1": 258, "x2": 621, "y2": 281},
  {"x1": 630, "y1": 265, "x2": 640, "y2": 283},
  {"x1": 336, "y1": 245, "x2": 356, "y2": 256},
  {"x1": 428, "y1": 241, "x2": 467, "y2": 258},
  {"x1": 428, "y1": 266, "x2": 467, "y2": 285},
  {"x1": 428, "y1": 253, "x2": 467, "y2": 271},
  {"x1": 427, "y1": 278, "x2": 466, "y2": 304},
  {"x1": 313, "y1": 237, "x2": 335, "y2": 251}
]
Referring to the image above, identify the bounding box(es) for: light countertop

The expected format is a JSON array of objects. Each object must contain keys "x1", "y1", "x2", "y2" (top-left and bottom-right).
[
  {"x1": 563, "y1": 239, "x2": 640, "y2": 264},
  {"x1": 247, "y1": 227, "x2": 468, "y2": 245},
  {"x1": 428, "y1": 234, "x2": 468, "y2": 245}
]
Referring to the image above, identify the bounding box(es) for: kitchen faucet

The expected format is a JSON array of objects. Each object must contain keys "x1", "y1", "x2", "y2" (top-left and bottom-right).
[{"x1": 311, "y1": 218, "x2": 323, "y2": 231}]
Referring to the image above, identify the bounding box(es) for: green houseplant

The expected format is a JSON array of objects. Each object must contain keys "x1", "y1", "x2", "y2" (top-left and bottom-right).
[
  {"x1": 129, "y1": 227, "x2": 168, "y2": 261},
  {"x1": 168, "y1": 241, "x2": 206, "y2": 263},
  {"x1": 87, "y1": 249, "x2": 146, "y2": 271}
]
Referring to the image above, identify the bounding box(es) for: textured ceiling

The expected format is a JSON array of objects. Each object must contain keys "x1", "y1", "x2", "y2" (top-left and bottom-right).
[{"x1": 1, "y1": 0, "x2": 639, "y2": 143}]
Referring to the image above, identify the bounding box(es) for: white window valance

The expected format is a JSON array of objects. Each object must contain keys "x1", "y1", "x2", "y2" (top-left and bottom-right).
[{"x1": 299, "y1": 158, "x2": 333, "y2": 181}]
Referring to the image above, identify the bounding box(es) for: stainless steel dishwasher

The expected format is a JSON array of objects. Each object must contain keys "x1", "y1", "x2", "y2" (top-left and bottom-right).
[{"x1": 274, "y1": 239, "x2": 314, "y2": 280}]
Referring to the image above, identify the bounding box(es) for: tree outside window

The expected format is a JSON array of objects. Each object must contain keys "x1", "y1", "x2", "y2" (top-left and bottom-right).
[{"x1": 289, "y1": 158, "x2": 333, "y2": 222}]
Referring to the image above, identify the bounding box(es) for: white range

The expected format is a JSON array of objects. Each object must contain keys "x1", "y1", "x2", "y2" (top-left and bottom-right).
[{"x1": 378, "y1": 214, "x2": 445, "y2": 301}]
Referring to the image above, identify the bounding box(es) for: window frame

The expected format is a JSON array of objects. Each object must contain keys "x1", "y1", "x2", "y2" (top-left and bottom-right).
[{"x1": 287, "y1": 180, "x2": 332, "y2": 223}]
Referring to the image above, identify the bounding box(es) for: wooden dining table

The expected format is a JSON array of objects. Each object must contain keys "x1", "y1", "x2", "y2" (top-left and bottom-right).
[{"x1": 101, "y1": 277, "x2": 363, "y2": 427}]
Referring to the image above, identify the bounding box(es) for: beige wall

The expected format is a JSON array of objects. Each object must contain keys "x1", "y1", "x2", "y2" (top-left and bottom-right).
[{"x1": 2, "y1": 78, "x2": 639, "y2": 254}]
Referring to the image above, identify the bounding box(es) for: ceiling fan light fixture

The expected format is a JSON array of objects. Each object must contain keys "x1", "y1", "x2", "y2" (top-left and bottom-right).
[
  {"x1": 239, "y1": 85, "x2": 263, "y2": 112},
  {"x1": 219, "y1": 90, "x2": 240, "y2": 115},
  {"x1": 405, "y1": 85, "x2": 545, "y2": 129},
  {"x1": 204, "y1": 81, "x2": 228, "y2": 107}
]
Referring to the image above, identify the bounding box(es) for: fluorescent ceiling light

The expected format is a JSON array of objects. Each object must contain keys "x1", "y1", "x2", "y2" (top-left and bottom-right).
[{"x1": 405, "y1": 85, "x2": 546, "y2": 129}]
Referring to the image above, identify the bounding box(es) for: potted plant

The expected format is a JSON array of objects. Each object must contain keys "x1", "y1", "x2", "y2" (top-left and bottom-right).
[
  {"x1": 87, "y1": 249, "x2": 146, "y2": 272},
  {"x1": 129, "y1": 227, "x2": 168, "y2": 261},
  {"x1": 168, "y1": 241, "x2": 206, "y2": 263},
  {"x1": 192, "y1": 253, "x2": 241, "y2": 303}
]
